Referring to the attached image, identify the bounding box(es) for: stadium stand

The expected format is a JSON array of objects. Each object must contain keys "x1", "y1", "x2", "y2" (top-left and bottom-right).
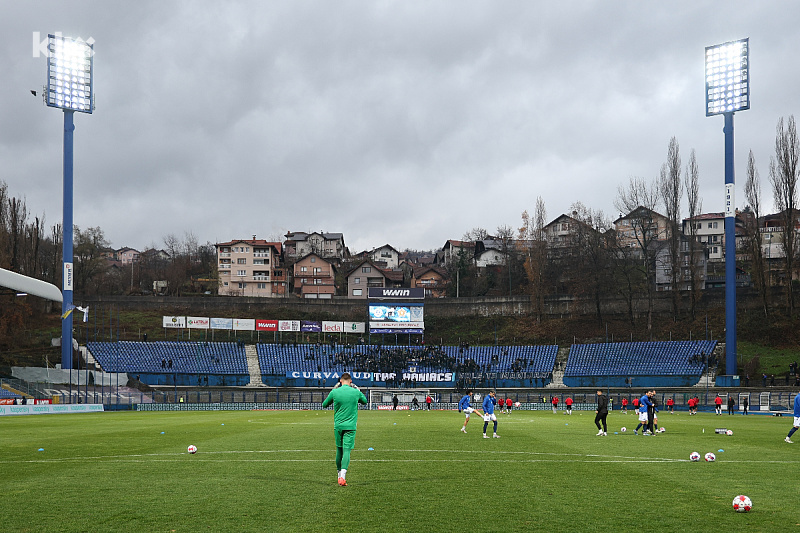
[
  {"x1": 0, "y1": 388, "x2": 22, "y2": 399},
  {"x1": 257, "y1": 343, "x2": 558, "y2": 376},
  {"x1": 563, "y1": 340, "x2": 717, "y2": 387},
  {"x1": 88, "y1": 341, "x2": 248, "y2": 374}
]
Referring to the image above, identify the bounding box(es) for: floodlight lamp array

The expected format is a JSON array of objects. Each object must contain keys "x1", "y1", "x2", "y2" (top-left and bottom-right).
[
  {"x1": 46, "y1": 34, "x2": 93, "y2": 113},
  {"x1": 705, "y1": 38, "x2": 748, "y2": 116}
]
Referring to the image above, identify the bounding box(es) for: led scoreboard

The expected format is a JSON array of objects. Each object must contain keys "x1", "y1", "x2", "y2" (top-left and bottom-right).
[{"x1": 367, "y1": 288, "x2": 424, "y2": 334}]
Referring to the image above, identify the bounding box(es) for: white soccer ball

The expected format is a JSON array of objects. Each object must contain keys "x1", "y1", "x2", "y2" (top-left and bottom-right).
[
  {"x1": 658, "y1": 427, "x2": 665, "y2": 433},
  {"x1": 704, "y1": 452, "x2": 716, "y2": 462},
  {"x1": 690, "y1": 452, "x2": 701, "y2": 462},
  {"x1": 732, "y1": 495, "x2": 752, "y2": 513},
  {"x1": 515, "y1": 402, "x2": 521, "y2": 407},
  {"x1": 187, "y1": 444, "x2": 197, "y2": 454},
  {"x1": 620, "y1": 427, "x2": 627, "y2": 432},
  {"x1": 726, "y1": 429, "x2": 733, "y2": 436}
]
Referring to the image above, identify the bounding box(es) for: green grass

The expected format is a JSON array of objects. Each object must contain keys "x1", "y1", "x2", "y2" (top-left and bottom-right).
[{"x1": 0, "y1": 408, "x2": 797, "y2": 532}]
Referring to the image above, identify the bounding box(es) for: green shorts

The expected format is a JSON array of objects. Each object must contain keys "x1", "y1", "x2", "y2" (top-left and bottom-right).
[{"x1": 335, "y1": 429, "x2": 356, "y2": 449}]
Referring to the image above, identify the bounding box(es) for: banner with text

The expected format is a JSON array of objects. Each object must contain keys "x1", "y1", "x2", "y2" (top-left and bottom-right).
[
  {"x1": 187, "y1": 317, "x2": 210, "y2": 329},
  {"x1": 300, "y1": 320, "x2": 321, "y2": 332},
  {"x1": 210, "y1": 318, "x2": 233, "y2": 330},
  {"x1": 233, "y1": 318, "x2": 255, "y2": 331},
  {"x1": 279, "y1": 320, "x2": 301, "y2": 332},
  {"x1": 256, "y1": 320, "x2": 278, "y2": 331},
  {"x1": 322, "y1": 321, "x2": 344, "y2": 332},
  {"x1": 163, "y1": 316, "x2": 186, "y2": 329}
]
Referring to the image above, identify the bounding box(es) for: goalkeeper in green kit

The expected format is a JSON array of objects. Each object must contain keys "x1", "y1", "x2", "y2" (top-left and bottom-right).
[{"x1": 322, "y1": 372, "x2": 368, "y2": 486}]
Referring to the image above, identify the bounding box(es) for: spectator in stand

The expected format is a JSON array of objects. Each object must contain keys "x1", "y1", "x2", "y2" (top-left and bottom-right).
[
  {"x1": 763, "y1": 373, "x2": 768, "y2": 387},
  {"x1": 425, "y1": 394, "x2": 432, "y2": 410},
  {"x1": 714, "y1": 394, "x2": 723, "y2": 415},
  {"x1": 505, "y1": 397, "x2": 513, "y2": 414},
  {"x1": 742, "y1": 395, "x2": 749, "y2": 415},
  {"x1": 727, "y1": 394, "x2": 736, "y2": 415},
  {"x1": 666, "y1": 397, "x2": 674, "y2": 414},
  {"x1": 621, "y1": 397, "x2": 628, "y2": 414},
  {"x1": 565, "y1": 396, "x2": 573, "y2": 415},
  {"x1": 551, "y1": 395, "x2": 559, "y2": 414},
  {"x1": 771, "y1": 374, "x2": 776, "y2": 387}
]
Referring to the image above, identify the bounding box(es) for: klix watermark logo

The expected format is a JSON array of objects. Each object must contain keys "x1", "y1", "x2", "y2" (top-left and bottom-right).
[{"x1": 32, "y1": 31, "x2": 95, "y2": 58}]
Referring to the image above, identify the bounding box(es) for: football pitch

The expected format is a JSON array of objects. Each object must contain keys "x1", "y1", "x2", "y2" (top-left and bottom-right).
[{"x1": 0, "y1": 408, "x2": 796, "y2": 532}]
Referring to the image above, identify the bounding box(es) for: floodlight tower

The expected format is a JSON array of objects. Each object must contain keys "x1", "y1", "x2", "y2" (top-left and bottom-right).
[
  {"x1": 45, "y1": 34, "x2": 94, "y2": 370},
  {"x1": 705, "y1": 38, "x2": 749, "y2": 377}
]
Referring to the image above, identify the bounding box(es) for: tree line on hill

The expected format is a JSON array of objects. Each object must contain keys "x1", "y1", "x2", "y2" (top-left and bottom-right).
[{"x1": 0, "y1": 116, "x2": 797, "y2": 331}]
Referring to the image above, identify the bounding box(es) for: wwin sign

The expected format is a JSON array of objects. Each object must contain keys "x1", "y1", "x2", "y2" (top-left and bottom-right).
[{"x1": 368, "y1": 287, "x2": 424, "y2": 299}]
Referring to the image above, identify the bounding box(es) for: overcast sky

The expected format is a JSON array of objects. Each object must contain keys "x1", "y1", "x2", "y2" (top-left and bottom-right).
[{"x1": 1, "y1": 1, "x2": 798, "y2": 254}]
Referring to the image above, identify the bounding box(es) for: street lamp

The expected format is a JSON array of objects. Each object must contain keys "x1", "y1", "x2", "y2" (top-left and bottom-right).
[
  {"x1": 46, "y1": 33, "x2": 95, "y2": 370},
  {"x1": 705, "y1": 38, "x2": 749, "y2": 378}
]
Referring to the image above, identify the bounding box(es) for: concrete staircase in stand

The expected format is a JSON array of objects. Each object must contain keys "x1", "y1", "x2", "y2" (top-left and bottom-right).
[{"x1": 245, "y1": 345, "x2": 266, "y2": 387}]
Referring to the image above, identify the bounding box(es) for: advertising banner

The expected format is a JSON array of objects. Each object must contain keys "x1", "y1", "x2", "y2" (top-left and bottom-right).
[
  {"x1": 369, "y1": 321, "x2": 424, "y2": 330},
  {"x1": 368, "y1": 287, "x2": 424, "y2": 299},
  {"x1": 162, "y1": 316, "x2": 186, "y2": 328},
  {"x1": 322, "y1": 321, "x2": 344, "y2": 332},
  {"x1": 343, "y1": 321, "x2": 365, "y2": 333},
  {"x1": 370, "y1": 328, "x2": 424, "y2": 334},
  {"x1": 210, "y1": 317, "x2": 233, "y2": 330},
  {"x1": 0, "y1": 404, "x2": 104, "y2": 416},
  {"x1": 286, "y1": 371, "x2": 373, "y2": 381},
  {"x1": 279, "y1": 320, "x2": 300, "y2": 332},
  {"x1": 368, "y1": 303, "x2": 423, "y2": 323},
  {"x1": 234, "y1": 318, "x2": 255, "y2": 331},
  {"x1": 187, "y1": 317, "x2": 210, "y2": 329},
  {"x1": 300, "y1": 320, "x2": 321, "y2": 332},
  {"x1": 256, "y1": 320, "x2": 279, "y2": 331}
]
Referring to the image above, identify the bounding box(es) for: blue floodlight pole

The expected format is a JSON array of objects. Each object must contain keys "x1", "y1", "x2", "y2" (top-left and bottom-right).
[
  {"x1": 706, "y1": 38, "x2": 749, "y2": 379},
  {"x1": 723, "y1": 112, "x2": 737, "y2": 376},
  {"x1": 62, "y1": 110, "x2": 75, "y2": 370}
]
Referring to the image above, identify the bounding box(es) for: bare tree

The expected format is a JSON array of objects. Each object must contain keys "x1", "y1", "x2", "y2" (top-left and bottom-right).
[
  {"x1": 569, "y1": 202, "x2": 612, "y2": 326},
  {"x1": 615, "y1": 176, "x2": 662, "y2": 332},
  {"x1": 462, "y1": 227, "x2": 489, "y2": 242},
  {"x1": 684, "y1": 149, "x2": 704, "y2": 320},
  {"x1": 495, "y1": 224, "x2": 516, "y2": 296},
  {"x1": 768, "y1": 116, "x2": 800, "y2": 315},
  {"x1": 744, "y1": 150, "x2": 769, "y2": 316},
  {"x1": 519, "y1": 197, "x2": 548, "y2": 319},
  {"x1": 659, "y1": 137, "x2": 683, "y2": 319}
]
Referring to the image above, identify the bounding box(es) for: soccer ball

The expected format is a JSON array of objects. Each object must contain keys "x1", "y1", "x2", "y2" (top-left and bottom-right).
[
  {"x1": 690, "y1": 452, "x2": 701, "y2": 462},
  {"x1": 515, "y1": 402, "x2": 521, "y2": 407},
  {"x1": 704, "y1": 452, "x2": 716, "y2": 462},
  {"x1": 726, "y1": 429, "x2": 733, "y2": 436},
  {"x1": 620, "y1": 427, "x2": 627, "y2": 432},
  {"x1": 732, "y1": 495, "x2": 752, "y2": 512},
  {"x1": 187, "y1": 445, "x2": 197, "y2": 454},
  {"x1": 658, "y1": 427, "x2": 665, "y2": 433}
]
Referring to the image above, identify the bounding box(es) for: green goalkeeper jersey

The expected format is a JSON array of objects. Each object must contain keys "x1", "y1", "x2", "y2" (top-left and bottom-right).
[{"x1": 322, "y1": 385, "x2": 368, "y2": 430}]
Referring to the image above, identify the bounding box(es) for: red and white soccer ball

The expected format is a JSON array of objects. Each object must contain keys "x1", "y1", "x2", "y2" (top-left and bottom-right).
[
  {"x1": 690, "y1": 451, "x2": 701, "y2": 462},
  {"x1": 704, "y1": 452, "x2": 716, "y2": 462},
  {"x1": 514, "y1": 402, "x2": 521, "y2": 407},
  {"x1": 732, "y1": 495, "x2": 752, "y2": 512},
  {"x1": 620, "y1": 427, "x2": 627, "y2": 432},
  {"x1": 187, "y1": 445, "x2": 197, "y2": 454},
  {"x1": 726, "y1": 429, "x2": 733, "y2": 436},
  {"x1": 658, "y1": 427, "x2": 665, "y2": 433}
]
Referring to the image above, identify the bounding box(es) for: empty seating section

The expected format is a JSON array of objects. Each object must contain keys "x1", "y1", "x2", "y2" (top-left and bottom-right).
[
  {"x1": 88, "y1": 341, "x2": 247, "y2": 374},
  {"x1": 0, "y1": 388, "x2": 22, "y2": 399},
  {"x1": 564, "y1": 341, "x2": 717, "y2": 377}
]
